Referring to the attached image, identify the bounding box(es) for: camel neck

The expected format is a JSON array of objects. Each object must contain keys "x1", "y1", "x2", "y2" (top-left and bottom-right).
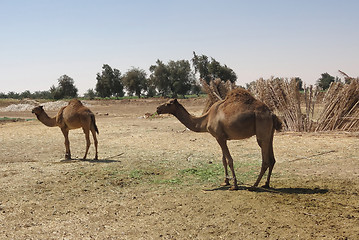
[
  {"x1": 36, "y1": 111, "x2": 57, "y2": 127},
  {"x1": 173, "y1": 104, "x2": 208, "y2": 133}
]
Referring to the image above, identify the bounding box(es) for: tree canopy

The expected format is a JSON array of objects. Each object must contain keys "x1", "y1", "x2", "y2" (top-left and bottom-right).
[
  {"x1": 150, "y1": 59, "x2": 195, "y2": 97},
  {"x1": 122, "y1": 67, "x2": 148, "y2": 98},
  {"x1": 316, "y1": 72, "x2": 335, "y2": 90},
  {"x1": 191, "y1": 52, "x2": 237, "y2": 84},
  {"x1": 95, "y1": 64, "x2": 124, "y2": 98},
  {"x1": 51, "y1": 75, "x2": 78, "y2": 100}
]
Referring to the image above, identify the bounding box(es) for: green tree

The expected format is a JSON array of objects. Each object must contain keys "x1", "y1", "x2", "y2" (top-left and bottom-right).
[
  {"x1": 150, "y1": 59, "x2": 195, "y2": 97},
  {"x1": 51, "y1": 75, "x2": 78, "y2": 99},
  {"x1": 316, "y1": 73, "x2": 335, "y2": 90},
  {"x1": 122, "y1": 67, "x2": 148, "y2": 98},
  {"x1": 294, "y1": 77, "x2": 304, "y2": 91},
  {"x1": 192, "y1": 52, "x2": 237, "y2": 83},
  {"x1": 6, "y1": 91, "x2": 19, "y2": 99},
  {"x1": 149, "y1": 60, "x2": 170, "y2": 96},
  {"x1": 95, "y1": 64, "x2": 124, "y2": 98},
  {"x1": 20, "y1": 90, "x2": 31, "y2": 99},
  {"x1": 84, "y1": 89, "x2": 96, "y2": 100},
  {"x1": 167, "y1": 60, "x2": 194, "y2": 98},
  {"x1": 33, "y1": 90, "x2": 52, "y2": 99},
  {"x1": 190, "y1": 80, "x2": 202, "y2": 96},
  {"x1": 191, "y1": 51, "x2": 210, "y2": 83}
]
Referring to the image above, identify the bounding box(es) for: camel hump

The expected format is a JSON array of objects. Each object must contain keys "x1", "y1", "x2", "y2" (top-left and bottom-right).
[
  {"x1": 224, "y1": 88, "x2": 255, "y2": 104},
  {"x1": 272, "y1": 114, "x2": 283, "y2": 132},
  {"x1": 68, "y1": 99, "x2": 83, "y2": 107}
]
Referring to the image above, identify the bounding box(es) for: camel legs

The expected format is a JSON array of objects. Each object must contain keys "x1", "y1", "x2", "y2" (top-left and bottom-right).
[
  {"x1": 220, "y1": 153, "x2": 230, "y2": 186},
  {"x1": 82, "y1": 127, "x2": 98, "y2": 160},
  {"x1": 61, "y1": 127, "x2": 71, "y2": 160},
  {"x1": 252, "y1": 138, "x2": 275, "y2": 189},
  {"x1": 82, "y1": 128, "x2": 91, "y2": 160},
  {"x1": 217, "y1": 139, "x2": 238, "y2": 190},
  {"x1": 91, "y1": 128, "x2": 98, "y2": 160}
]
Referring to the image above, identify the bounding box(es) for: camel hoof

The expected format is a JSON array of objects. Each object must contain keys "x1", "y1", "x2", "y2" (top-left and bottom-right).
[
  {"x1": 220, "y1": 181, "x2": 230, "y2": 187},
  {"x1": 261, "y1": 184, "x2": 270, "y2": 189},
  {"x1": 229, "y1": 185, "x2": 239, "y2": 191}
]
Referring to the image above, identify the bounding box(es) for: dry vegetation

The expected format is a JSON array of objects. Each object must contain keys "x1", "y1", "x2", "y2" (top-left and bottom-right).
[{"x1": 316, "y1": 79, "x2": 359, "y2": 131}]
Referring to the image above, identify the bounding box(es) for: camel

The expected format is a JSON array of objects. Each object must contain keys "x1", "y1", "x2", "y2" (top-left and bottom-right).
[
  {"x1": 32, "y1": 99, "x2": 99, "y2": 160},
  {"x1": 156, "y1": 88, "x2": 282, "y2": 190}
]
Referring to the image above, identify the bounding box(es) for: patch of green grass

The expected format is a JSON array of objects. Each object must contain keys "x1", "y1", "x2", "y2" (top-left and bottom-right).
[
  {"x1": 0, "y1": 117, "x2": 33, "y2": 122},
  {"x1": 129, "y1": 169, "x2": 144, "y2": 179},
  {"x1": 180, "y1": 163, "x2": 224, "y2": 183}
]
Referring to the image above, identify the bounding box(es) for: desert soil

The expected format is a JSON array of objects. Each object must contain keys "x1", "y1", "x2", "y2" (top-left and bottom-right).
[{"x1": 0, "y1": 98, "x2": 358, "y2": 239}]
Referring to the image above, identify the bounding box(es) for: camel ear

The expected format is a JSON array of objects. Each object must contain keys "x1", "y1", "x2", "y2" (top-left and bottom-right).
[
  {"x1": 40, "y1": 106, "x2": 44, "y2": 110},
  {"x1": 173, "y1": 99, "x2": 178, "y2": 104}
]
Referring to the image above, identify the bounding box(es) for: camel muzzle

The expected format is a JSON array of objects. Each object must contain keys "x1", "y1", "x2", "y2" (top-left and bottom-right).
[{"x1": 156, "y1": 107, "x2": 163, "y2": 115}]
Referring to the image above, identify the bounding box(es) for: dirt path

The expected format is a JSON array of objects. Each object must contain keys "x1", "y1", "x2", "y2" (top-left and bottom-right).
[{"x1": 0, "y1": 99, "x2": 358, "y2": 239}]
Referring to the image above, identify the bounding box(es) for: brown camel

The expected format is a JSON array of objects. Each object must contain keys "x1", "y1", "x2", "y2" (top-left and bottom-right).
[
  {"x1": 32, "y1": 99, "x2": 99, "y2": 160},
  {"x1": 156, "y1": 88, "x2": 282, "y2": 190}
]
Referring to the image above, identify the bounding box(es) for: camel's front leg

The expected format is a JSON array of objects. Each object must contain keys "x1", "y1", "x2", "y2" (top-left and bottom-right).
[
  {"x1": 220, "y1": 153, "x2": 230, "y2": 186},
  {"x1": 61, "y1": 128, "x2": 71, "y2": 160},
  {"x1": 217, "y1": 139, "x2": 238, "y2": 190}
]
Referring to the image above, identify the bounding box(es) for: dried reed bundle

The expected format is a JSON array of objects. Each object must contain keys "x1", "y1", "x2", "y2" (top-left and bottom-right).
[
  {"x1": 303, "y1": 84, "x2": 319, "y2": 131},
  {"x1": 250, "y1": 77, "x2": 311, "y2": 132},
  {"x1": 316, "y1": 79, "x2": 359, "y2": 131}
]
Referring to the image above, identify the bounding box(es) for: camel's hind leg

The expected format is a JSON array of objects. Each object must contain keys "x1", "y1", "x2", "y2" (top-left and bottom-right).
[
  {"x1": 91, "y1": 128, "x2": 98, "y2": 160},
  {"x1": 61, "y1": 127, "x2": 71, "y2": 160},
  {"x1": 263, "y1": 141, "x2": 275, "y2": 188},
  {"x1": 82, "y1": 127, "x2": 91, "y2": 160},
  {"x1": 252, "y1": 114, "x2": 276, "y2": 190},
  {"x1": 252, "y1": 132, "x2": 275, "y2": 189}
]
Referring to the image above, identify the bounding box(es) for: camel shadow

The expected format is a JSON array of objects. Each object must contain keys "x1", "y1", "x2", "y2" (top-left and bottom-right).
[
  {"x1": 59, "y1": 152, "x2": 124, "y2": 164},
  {"x1": 60, "y1": 158, "x2": 120, "y2": 163},
  {"x1": 204, "y1": 185, "x2": 328, "y2": 195},
  {"x1": 254, "y1": 187, "x2": 328, "y2": 195}
]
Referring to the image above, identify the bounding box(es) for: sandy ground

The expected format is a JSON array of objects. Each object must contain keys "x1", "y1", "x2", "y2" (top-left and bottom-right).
[{"x1": 0, "y1": 98, "x2": 359, "y2": 239}]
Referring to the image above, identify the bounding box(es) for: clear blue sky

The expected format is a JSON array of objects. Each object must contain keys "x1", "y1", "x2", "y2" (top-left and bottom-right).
[{"x1": 1, "y1": 0, "x2": 358, "y2": 95}]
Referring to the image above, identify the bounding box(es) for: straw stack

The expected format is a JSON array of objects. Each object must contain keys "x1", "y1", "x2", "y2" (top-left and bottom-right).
[
  {"x1": 249, "y1": 77, "x2": 315, "y2": 132},
  {"x1": 316, "y1": 79, "x2": 359, "y2": 131}
]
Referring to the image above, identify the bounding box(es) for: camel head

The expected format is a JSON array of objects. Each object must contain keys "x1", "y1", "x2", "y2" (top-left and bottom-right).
[
  {"x1": 156, "y1": 99, "x2": 180, "y2": 115},
  {"x1": 31, "y1": 106, "x2": 44, "y2": 116}
]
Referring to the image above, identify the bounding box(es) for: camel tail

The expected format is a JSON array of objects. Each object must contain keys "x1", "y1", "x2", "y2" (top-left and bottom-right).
[
  {"x1": 272, "y1": 114, "x2": 283, "y2": 132},
  {"x1": 91, "y1": 114, "x2": 99, "y2": 134}
]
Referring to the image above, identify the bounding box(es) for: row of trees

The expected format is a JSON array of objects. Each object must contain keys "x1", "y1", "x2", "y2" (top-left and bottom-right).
[
  {"x1": 0, "y1": 74, "x2": 78, "y2": 100},
  {"x1": 0, "y1": 52, "x2": 238, "y2": 100},
  {"x1": 93, "y1": 52, "x2": 238, "y2": 99},
  {"x1": 0, "y1": 51, "x2": 347, "y2": 100}
]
